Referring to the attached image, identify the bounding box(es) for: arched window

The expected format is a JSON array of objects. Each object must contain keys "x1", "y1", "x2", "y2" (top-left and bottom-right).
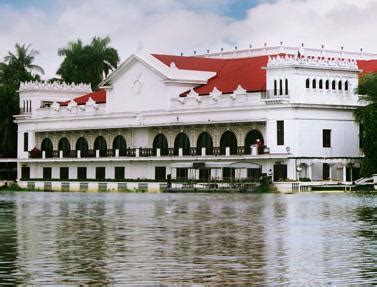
[
  {"x1": 94, "y1": 136, "x2": 107, "y2": 157},
  {"x1": 285, "y1": 79, "x2": 288, "y2": 95},
  {"x1": 174, "y1": 133, "x2": 190, "y2": 156},
  {"x1": 279, "y1": 79, "x2": 283, "y2": 95},
  {"x1": 325, "y1": 79, "x2": 330, "y2": 90},
  {"x1": 312, "y1": 79, "x2": 317, "y2": 89},
  {"x1": 58, "y1": 137, "x2": 71, "y2": 157},
  {"x1": 113, "y1": 135, "x2": 127, "y2": 156},
  {"x1": 41, "y1": 138, "x2": 53, "y2": 158},
  {"x1": 244, "y1": 129, "x2": 264, "y2": 154},
  {"x1": 306, "y1": 78, "x2": 310, "y2": 89},
  {"x1": 332, "y1": 80, "x2": 336, "y2": 90},
  {"x1": 345, "y1": 81, "x2": 349, "y2": 91},
  {"x1": 196, "y1": 132, "x2": 213, "y2": 155},
  {"x1": 319, "y1": 79, "x2": 323, "y2": 89},
  {"x1": 153, "y1": 134, "x2": 169, "y2": 156},
  {"x1": 220, "y1": 131, "x2": 237, "y2": 155},
  {"x1": 273, "y1": 80, "x2": 277, "y2": 95},
  {"x1": 76, "y1": 137, "x2": 89, "y2": 157},
  {"x1": 338, "y1": 80, "x2": 342, "y2": 90}
]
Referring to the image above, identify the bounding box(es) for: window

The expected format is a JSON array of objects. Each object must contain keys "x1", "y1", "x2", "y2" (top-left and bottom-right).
[
  {"x1": 285, "y1": 79, "x2": 288, "y2": 95},
  {"x1": 273, "y1": 80, "x2": 277, "y2": 95},
  {"x1": 24, "y1": 132, "x2": 28, "y2": 152},
  {"x1": 312, "y1": 79, "x2": 316, "y2": 89},
  {"x1": 273, "y1": 164, "x2": 287, "y2": 182},
  {"x1": 332, "y1": 80, "x2": 336, "y2": 90},
  {"x1": 323, "y1": 163, "x2": 330, "y2": 180},
  {"x1": 338, "y1": 80, "x2": 342, "y2": 90},
  {"x1": 323, "y1": 129, "x2": 331, "y2": 148},
  {"x1": 325, "y1": 80, "x2": 329, "y2": 89},
  {"x1": 277, "y1": 121, "x2": 284, "y2": 146},
  {"x1": 359, "y1": 124, "x2": 364, "y2": 148},
  {"x1": 247, "y1": 168, "x2": 261, "y2": 181},
  {"x1": 115, "y1": 166, "x2": 125, "y2": 180},
  {"x1": 176, "y1": 168, "x2": 188, "y2": 180},
  {"x1": 279, "y1": 79, "x2": 283, "y2": 95},
  {"x1": 319, "y1": 79, "x2": 323, "y2": 89},
  {"x1": 222, "y1": 167, "x2": 235, "y2": 180},
  {"x1": 345, "y1": 81, "x2": 349, "y2": 91},
  {"x1": 306, "y1": 78, "x2": 310, "y2": 88},
  {"x1": 21, "y1": 166, "x2": 30, "y2": 179},
  {"x1": 60, "y1": 167, "x2": 69, "y2": 180},
  {"x1": 96, "y1": 167, "x2": 106, "y2": 180},
  {"x1": 77, "y1": 167, "x2": 87, "y2": 180},
  {"x1": 199, "y1": 169, "x2": 210, "y2": 180},
  {"x1": 155, "y1": 166, "x2": 166, "y2": 181},
  {"x1": 43, "y1": 167, "x2": 52, "y2": 179}
]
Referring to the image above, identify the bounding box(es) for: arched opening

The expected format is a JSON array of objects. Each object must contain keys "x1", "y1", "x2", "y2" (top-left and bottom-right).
[
  {"x1": 113, "y1": 135, "x2": 127, "y2": 156},
  {"x1": 76, "y1": 137, "x2": 89, "y2": 157},
  {"x1": 58, "y1": 137, "x2": 71, "y2": 157},
  {"x1": 174, "y1": 133, "x2": 190, "y2": 156},
  {"x1": 41, "y1": 138, "x2": 53, "y2": 158},
  {"x1": 332, "y1": 80, "x2": 336, "y2": 90},
  {"x1": 285, "y1": 79, "x2": 288, "y2": 95},
  {"x1": 345, "y1": 81, "x2": 349, "y2": 91},
  {"x1": 94, "y1": 136, "x2": 107, "y2": 157},
  {"x1": 220, "y1": 131, "x2": 237, "y2": 155},
  {"x1": 325, "y1": 79, "x2": 329, "y2": 90},
  {"x1": 279, "y1": 79, "x2": 283, "y2": 95},
  {"x1": 196, "y1": 132, "x2": 213, "y2": 155},
  {"x1": 306, "y1": 78, "x2": 310, "y2": 89},
  {"x1": 273, "y1": 80, "x2": 277, "y2": 95},
  {"x1": 319, "y1": 79, "x2": 323, "y2": 89},
  {"x1": 153, "y1": 133, "x2": 169, "y2": 156},
  {"x1": 312, "y1": 79, "x2": 317, "y2": 89},
  {"x1": 338, "y1": 80, "x2": 342, "y2": 90},
  {"x1": 244, "y1": 129, "x2": 264, "y2": 154}
]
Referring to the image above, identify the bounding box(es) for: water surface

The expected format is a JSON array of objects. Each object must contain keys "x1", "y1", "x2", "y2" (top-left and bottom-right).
[{"x1": 0, "y1": 192, "x2": 376, "y2": 285}]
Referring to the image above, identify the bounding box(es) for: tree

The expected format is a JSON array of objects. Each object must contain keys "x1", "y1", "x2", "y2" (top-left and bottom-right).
[
  {"x1": 0, "y1": 44, "x2": 43, "y2": 157},
  {"x1": 354, "y1": 73, "x2": 377, "y2": 177},
  {"x1": 57, "y1": 36, "x2": 119, "y2": 89}
]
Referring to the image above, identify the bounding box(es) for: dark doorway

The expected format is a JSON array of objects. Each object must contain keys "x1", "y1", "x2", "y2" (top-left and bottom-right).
[
  {"x1": 244, "y1": 130, "x2": 264, "y2": 154},
  {"x1": 196, "y1": 132, "x2": 213, "y2": 155},
  {"x1": 155, "y1": 166, "x2": 166, "y2": 181},
  {"x1": 174, "y1": 133, "x2": 190, "y2": 156},
  {"x1": 153, "y1": 134, "x2": 169, "y2": 156},
  {"x1": 220, "y1": 131, "x2": 237, "y2": 155},
  {"x1": 273, "y1": 164, "x2": 287, "y2": 181}
]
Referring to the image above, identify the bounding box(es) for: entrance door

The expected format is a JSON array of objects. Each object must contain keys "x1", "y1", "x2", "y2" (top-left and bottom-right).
[{"x1": 273, "y1": 164, "x2": 287, "y2": 181}]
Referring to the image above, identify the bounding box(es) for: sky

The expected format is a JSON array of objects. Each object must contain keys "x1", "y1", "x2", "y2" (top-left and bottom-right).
[{"x1": 0, "y1": 0, "x2": 377, "y2": 78}]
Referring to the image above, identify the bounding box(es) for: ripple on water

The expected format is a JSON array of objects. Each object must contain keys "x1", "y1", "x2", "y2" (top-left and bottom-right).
[{"x1": 0, "y1": 192, "x2": 375, "y2": 284}]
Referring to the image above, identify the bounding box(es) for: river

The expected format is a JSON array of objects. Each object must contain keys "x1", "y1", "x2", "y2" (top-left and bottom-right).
[{"x1": 0, "y1": 192, "x2": 375, "y2": 285}]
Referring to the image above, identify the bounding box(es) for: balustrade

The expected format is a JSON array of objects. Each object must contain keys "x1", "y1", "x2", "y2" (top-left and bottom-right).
[{"x1": 28, "y1": 145, "x2": 269, "y2": 159}]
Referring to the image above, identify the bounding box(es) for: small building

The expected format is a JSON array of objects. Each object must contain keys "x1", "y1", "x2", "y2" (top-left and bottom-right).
[{"x1": 14, "y1": 45, "x2": 377, "y2": 191}]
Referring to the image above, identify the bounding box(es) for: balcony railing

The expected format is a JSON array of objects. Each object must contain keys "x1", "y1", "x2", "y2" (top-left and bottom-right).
[{"x1": 28, "y1": 145, "x2": 270, "y2": 159}]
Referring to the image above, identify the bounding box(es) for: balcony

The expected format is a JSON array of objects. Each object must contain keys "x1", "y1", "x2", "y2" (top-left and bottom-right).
[
  {"x1": 261, "y1": 90, "x2": 290, "y2": 104},
  {"x1": 28, "y1": 145, "x2": 271, "y2": 159}
]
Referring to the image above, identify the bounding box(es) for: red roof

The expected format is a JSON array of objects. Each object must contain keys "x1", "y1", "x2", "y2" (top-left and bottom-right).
[
  {"x1": 152, "y1": 54, "x2": 269, "y2": 96},
  {"x1": 357, "y1": 60, "x2": 377, "y2": 77},
  {"x1": 60, "y1": 89, "x2": 106, "y2": 106}
]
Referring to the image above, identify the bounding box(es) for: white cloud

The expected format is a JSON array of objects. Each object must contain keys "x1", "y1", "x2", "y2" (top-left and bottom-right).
[{"x1": 0, "y1": 0, "x2": 376, "y2": 79}]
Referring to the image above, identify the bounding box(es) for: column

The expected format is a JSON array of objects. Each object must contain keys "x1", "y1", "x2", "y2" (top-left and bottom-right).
[{"x1": 342, "y1": 165, "x2": 347, "y2": 182}]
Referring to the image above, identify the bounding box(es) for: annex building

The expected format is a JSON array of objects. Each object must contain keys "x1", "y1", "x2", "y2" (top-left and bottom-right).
[{"x1": 14, "y1": 45, "x2": 377, "y2": 191}]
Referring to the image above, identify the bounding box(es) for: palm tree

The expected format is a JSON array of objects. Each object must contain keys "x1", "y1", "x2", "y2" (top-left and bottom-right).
[
  {"x1": 4, "y1": 44, "x2": 44, "y2": 87},
  {"x1": 57, "y1": 36, "x2": 119, "y2": 89},
  {"x1": 354, "y1": 73, "x2": 377, "y2": 176}
]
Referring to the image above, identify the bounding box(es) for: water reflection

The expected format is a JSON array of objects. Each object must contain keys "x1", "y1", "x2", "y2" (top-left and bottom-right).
[{"x1": 0, "y1": 192, "x2": 375, "y2": 284}]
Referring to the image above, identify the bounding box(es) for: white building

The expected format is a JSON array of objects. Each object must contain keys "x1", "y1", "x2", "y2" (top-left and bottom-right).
[{"x1": 14, "y1": 45, "x2": 377, "y2": 191}]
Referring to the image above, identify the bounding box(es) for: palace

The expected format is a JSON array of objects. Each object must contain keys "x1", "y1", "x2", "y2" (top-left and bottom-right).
[{"x1": 14, "y1": 45, "x2": 377, "y2": 191}]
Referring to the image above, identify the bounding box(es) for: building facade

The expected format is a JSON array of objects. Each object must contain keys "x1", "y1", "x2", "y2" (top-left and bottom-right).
[{"x1": 14, "y1": 46, "x2": 377, "y2": 191}]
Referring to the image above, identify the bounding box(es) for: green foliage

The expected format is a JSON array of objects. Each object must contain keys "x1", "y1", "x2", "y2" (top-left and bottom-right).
[
  {"x1": 0, "y1": 44, "x2": 43, "y2": 157},
  {"x1": 355, "y1": 73, "x2": 377, "y2": 177},
  {"x1": 57, "y1": 36, "x2": 120, "y2": 90}
]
